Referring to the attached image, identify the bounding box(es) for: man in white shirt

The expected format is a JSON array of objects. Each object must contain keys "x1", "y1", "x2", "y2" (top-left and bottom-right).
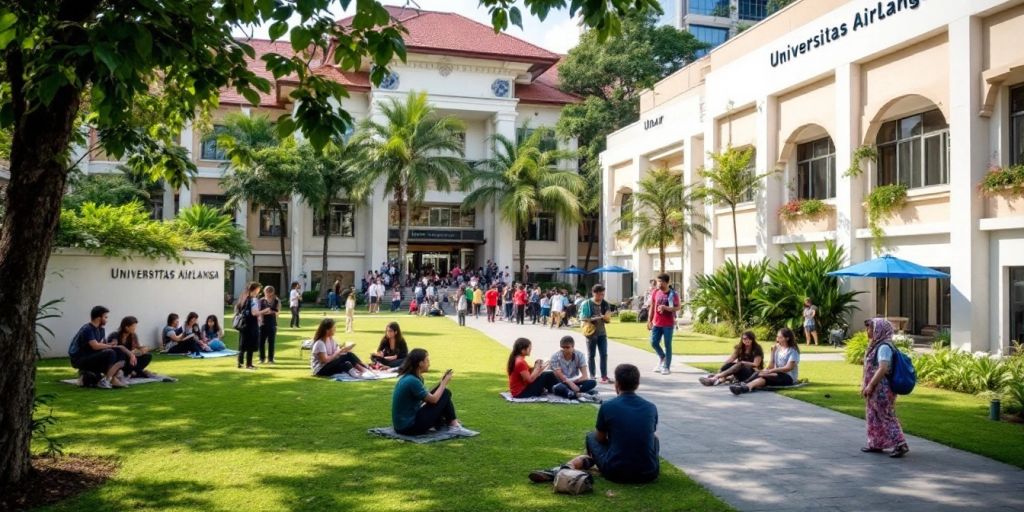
[
  {"x1": 288, "y1": 282, "x2": 302, "y2": 328},
  {"x1": 550, "y1": 290, "x2": 565, "y2": 330}
]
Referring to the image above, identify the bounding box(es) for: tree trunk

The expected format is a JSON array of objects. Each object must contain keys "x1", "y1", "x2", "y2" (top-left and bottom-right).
[
  {"x1": 659, "y1": 242, "x2": 666, "y2": 280},
  {"x1": 397, "y1": 185, "x2": 410, "y2": 279},
  {"x1": 583, "y1": 220, "x2": 595, "y2": 271},
  {"x1": 318, "y1": 207, "x2": 330, "y2": 304},
  {"x1": 518, "y1": 227, "x2": 528, "y2": 284},
  {"x1": 0, "y1": 85, "x2": 82, "y2": 483},
  {"x1": 277, "y1": 207, "x2": 290, "y2": 292},
  {"x1": 730, "y1": 204, "x2": 743, "y2": 329}
]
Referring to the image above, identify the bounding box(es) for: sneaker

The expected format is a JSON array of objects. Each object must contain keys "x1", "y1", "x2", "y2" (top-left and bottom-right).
[
  {"x1": 729, "y1": 384, "x2": 750, "y2": 395},
  {"x1": 451, "y1": 426, "x2": 479, "y2": 437},
  {"x1": 111, "y1": 377, "x2": 127, "y2": 388},
  {"x1": 528, "y1": 465, "x2": 566, "y2": 483},
  {"x1": 348, "y1": 369, "x2": 363, "y2": 379},
  {"x1": 97, "y1": 378, "x2": 113, "y2": 389},
  {"x1": 699, "y1": 376, "x2": 717, "y2": 386},
  {"x1": 600, "y1": 377, "x2": 614, "y2": 384},
  {"x1": 245, "y1": 365, "x2": 258, "y2": 370},
  {"x1": 661, "y1": 367, "x2": 671, "y2": 375},
  {"x1": 577, "y1": 394, "x2": 598, "y2": 403}
]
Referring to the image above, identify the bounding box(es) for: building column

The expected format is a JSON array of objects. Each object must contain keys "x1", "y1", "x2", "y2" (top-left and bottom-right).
[
  {"x1": 367, "y1": 100, "x2": 390, "y2": 277},
  {"x1": 161, "y1": 182, "x2": 175, "y2": 221},
  {"x1": 632, "y1": 156, "x2": 652, "y2": 294},
  {"x1": 600, "y1": 159, "x2": 622, "y2": 301},
  {"x1": 948, "y1": 16, "x2": 989, "y2": 352},
  {"x1": 835, "y1": 62, "x2": 874, "y2": 326},
  {"x1": 682, "y1": 136, "x2": 704, "y2": 298},
  {"x1": 491, "y1": 111, "x2": 518, "y2": 271},
  {"x1": 702, "y1": 106, "x2": 720, "y2": 275},
  {"x1": 755, "y1": 95, "x2": 781, "y2": 262},
  {"x1": 178, "y1": 120, "x2": 195, "y2": 212},
  {"x1": 289, "y1": 194, "x2": 304, "y2": 291},
  {"x1": 233, "y1": 199, "x2": 249, "y2": 298}
]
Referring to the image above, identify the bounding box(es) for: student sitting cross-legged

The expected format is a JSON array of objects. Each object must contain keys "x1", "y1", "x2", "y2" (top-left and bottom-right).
[
  {"x1": 392, "y1": 348, "x2": 476, "y2": 436},
  {"x1": 549, "y1": 336, "x2": 598, "y2": 402},
  {"x1": 309, "y1": 318, "x2": 375, "y2": 379},
  {"x1": 730, "y1": 328, "x2": 801, "y2": 395},
  {"x1": 507, "y1": 338, "x2": 559, "y2": 398},
  {"x1": 371, "y1": 321, "x2": 408, "y2": 369},
  {"x1": 529, "y1": 364, "x2": 660, "y2": 484},
  {"x1": 106, "y1": 316, "x2": 155, "y2": 379},
  {"x1": 699, "y1": 330, "x2": 764, "y2": 387}
]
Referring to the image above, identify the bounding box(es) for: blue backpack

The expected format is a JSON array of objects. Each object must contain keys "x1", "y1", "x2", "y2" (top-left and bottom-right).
[{"x1": 883, "y1": 342, "x2": 916, "y2": 395}]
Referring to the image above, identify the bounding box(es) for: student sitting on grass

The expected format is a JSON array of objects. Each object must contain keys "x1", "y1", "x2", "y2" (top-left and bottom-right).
[
  {"x1": 163, "y1": 313, "x2": 202, "y2": 356},
  {"x1": 309, "y1": 318, "x2": 375, "y2": 379},
  {"x1": 392, "y1": 348, "x2": 476, "y2": 436},
  {"x1": 529, "y1": 364, "x2": 659, "y2": 484},
  {"x1": 730, "y1": 328, "x2": 801, "y2": 395},
  {"x1": 699, "y1": 331, "x2": 764, "y2": 386},
  {"x1": 549, "y1": 336, "x2": 598, "y2": 401},
  {"x1": 507, "y1": 338, "x2": 559, "y2": 398},
  {"x1": 202, "y1": 315, "x2": 226, "y2": 352},
  {"x1": 371, "y1": 321, "x2": 408, "y2": 369},
  {"x1": 183, "y1": 312, "x2": 213, "y2": 354},
  {"x1": 106, "y1": 316, "x2": 155, "y2": 379},
  {"x1": 69, "y1": 306, "x2": 129, "y2": 389},
  {"x1": 408, "y1": 297, "x2": 419, "y2": 315}
]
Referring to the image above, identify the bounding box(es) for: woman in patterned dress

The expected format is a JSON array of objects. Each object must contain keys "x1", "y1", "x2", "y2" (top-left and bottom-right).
[{"x1": 861, "y1": 318, "x2": 909, "y2": 457}]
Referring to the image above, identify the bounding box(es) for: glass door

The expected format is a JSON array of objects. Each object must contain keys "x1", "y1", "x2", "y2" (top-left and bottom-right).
[{"x1": 1011, "y1": 267, "x2": 1024, "y2": 353}]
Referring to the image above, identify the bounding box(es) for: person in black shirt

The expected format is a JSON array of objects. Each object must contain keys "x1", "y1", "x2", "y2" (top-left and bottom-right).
[
  {"x1": 529, "y1": 364, "x2": 659, "y2": 484},
  {"x1": 371, "y1": 321, "x2": 409, "y2": 369},
  {"x1": 259, "y1": 285, "x2": 281, "y2": 364},
  {"x1": 107, "y1": 315, "x2": 154, "y2": 379},
  {"x1": 699, "y1": 330, "x2": 765, "y2": 386},
  {"x1": 69, "y1": 306, "x2": 128, "y2": 389}
]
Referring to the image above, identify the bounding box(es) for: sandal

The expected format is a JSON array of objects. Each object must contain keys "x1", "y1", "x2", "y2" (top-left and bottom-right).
[
  {"x1": 889, "y1": 444, "x2": 909, "y2": 458},
  {"x1": 860, "y1": 447, "x2": 883, "y2": 453}
]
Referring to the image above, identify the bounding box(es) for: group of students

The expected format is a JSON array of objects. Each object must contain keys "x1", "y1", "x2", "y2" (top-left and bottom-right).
[
  {"x1": 698, "y1": 327, "x2": 802, "y2": 394},
  {"x1": 69, "y1": 306, "x2": 159, "y2": 389},
  {"x1": 233, "y1": 282, "x2": 285, "y2": 369},
  {"x1": 308, "y1": 318, "x2": 410, "y2": 379},
  {"x1": 161, "y1": 312, "x2": 226, "y2": 358}
]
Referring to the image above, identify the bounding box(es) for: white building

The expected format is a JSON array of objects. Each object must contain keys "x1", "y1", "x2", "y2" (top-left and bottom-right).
[
  {"x1": 601, "y1": 0, "x2": 1024, "y2": 354},
  {"x1": 80, "y1": 5, "x2": 585, "y2": 296}
]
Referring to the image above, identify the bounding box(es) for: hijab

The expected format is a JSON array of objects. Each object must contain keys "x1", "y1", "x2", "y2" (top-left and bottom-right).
[{"x1": 870, "y1": 318, "x2": 895, "y2": 348}]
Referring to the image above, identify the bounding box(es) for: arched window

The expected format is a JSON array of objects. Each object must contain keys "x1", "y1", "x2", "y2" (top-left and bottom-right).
[
  {"x1": 796, "y1": 137, "x2": 836, "y2": 200},
  {"x1": 876, "y1": 108, "x2": 949, "y2": 188}
]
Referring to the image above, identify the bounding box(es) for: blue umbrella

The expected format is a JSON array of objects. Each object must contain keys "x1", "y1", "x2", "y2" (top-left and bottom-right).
[
  {"x1": 558, "y1": 266, "x2": 588, "y2": 275},
  {"x1": 589, "y1": 265, "x2": 632, "y2": 274},
  {"x1": 827, "y1": 254, "x2": 949, "y2": 317}
]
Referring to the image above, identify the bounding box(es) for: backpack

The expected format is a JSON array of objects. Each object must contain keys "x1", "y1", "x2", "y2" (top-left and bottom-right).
[
  {"x1": 883, "y1": 342, "x2": 916, "y2": 395},
  {"x1": 553, "y1": 469, "x2": 593, "y2": 495}
]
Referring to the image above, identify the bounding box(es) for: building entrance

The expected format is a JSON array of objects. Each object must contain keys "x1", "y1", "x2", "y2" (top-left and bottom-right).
[{"x1": 389, "y1": 245, "x2": 477, "y2": 277}]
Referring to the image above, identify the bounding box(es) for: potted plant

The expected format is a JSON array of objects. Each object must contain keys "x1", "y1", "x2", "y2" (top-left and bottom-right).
[
  {"x1": 778, "y1": 198, "x2": 833, "y2": 233},
  {"x1": 979, "y1": 164, "x2": 1024, "y2": 217}
]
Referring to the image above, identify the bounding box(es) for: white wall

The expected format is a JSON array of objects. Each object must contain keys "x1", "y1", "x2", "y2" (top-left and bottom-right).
[{"x1": 38, "y1": 249, "x2": 228, "y2": 358}]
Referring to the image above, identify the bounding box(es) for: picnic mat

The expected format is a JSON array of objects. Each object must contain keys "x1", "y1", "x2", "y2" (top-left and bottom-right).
[
  {"x1": 499, "y1": 391, "x2": 592, "y2": 404},
  {"x1": 331, "y1": 371, "x2": 400, "y2": 382},
  {"x1": 165, "y1": 349, "x2": 238, "y2": 358},
  {"x1": 60, "y1": 374, "x2": 177, "y2": 387},
  {"x1": 367, "y1": 426, "x2": 478, "y2": 444}
]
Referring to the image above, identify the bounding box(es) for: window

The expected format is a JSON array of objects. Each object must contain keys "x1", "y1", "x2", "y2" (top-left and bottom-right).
[
  {"x1": 739, "y1": 148, "x2": 757, "y2": 204},
  {"x1": 796, "y1": 137, "x2": 836, "y2": 200},
  {"x1": 689, "y1": 24, "x2": 730, "y2": 57},
  {"x1": 516, "y1": 127, "x2": 557, "y2": 152},
  {"x1": 876, "y1": 109, "x2": 949, "y2": 189},
  {"x1": 1011, "y1": 85, "x2": 1024, "y2": 166},
  {"x1": 521, "y1": 212, "x2": 557, "y2": 241},
  {"x1": 201, "y1": 125, "x2": 228, "y2": 161},
  {"x1": 620, "y1": 193, "x2": 633, "y2": 232},
  {"x1": 150, "y1": 197, "x2": 164, "y2": 221},
  {"x1": 313, "y1": 203, "x2": 355, "y2": 237},
  {"x1": 579, "y1": 215, "x2": 599, "y2": 243},
  {"x1": 689, "y1": 0, "x2": 731, "y2": 17},
  {"x1": 259, "y1": 203, "x2": 287, "y2": 237},
  {"x1": 738, "y1": 0, "x2": 767, "y2": 21},
  {"x1": 1011, "y1": 267, "x2": 1024, "y2": 352},
  {"x1": 388, "y1": 204, "x2": 475, "y2": 228},
  {"x1": 199, "y1": 194, "x2": 228, "y2": 211}
]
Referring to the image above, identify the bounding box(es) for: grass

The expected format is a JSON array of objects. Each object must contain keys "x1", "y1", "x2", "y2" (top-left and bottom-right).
[
  {"x1": 692, "y1": 361, "x2": 1024, "y2": 469},
  {"x1": 606, "y1": 321, "x2": 842, "y2": 355},
  {"x1": 33, "y1": 308, "x2": 731, "y2": 512}
]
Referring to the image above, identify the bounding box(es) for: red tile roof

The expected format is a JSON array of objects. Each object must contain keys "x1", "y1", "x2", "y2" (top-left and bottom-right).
[
  {"x1": 219, "y1": 39, "x2": 295, "y2": 108},
  {"x1": 516, "y1": 58, "x2": 579, "y2": 105}
]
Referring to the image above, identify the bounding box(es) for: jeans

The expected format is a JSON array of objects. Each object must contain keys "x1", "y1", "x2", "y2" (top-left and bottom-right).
[
  {"x1": 504, "y1": 303, "x2": 513, "y2": 320},
  {"x1": 259, "y1": 324, "x2": 277, "y2": 362},
  {"x1": 72, "y1": 349, "x2": 119, "y2": 375},
  {"x1": 457, "y1": 310, "x2": 466, "y2": 326},
  {"x1": 585, "y1": 431, "x2": 659, "y2": 484},
  {"x1": 515, "y1": 305, "x2": 525, "y2": 325},
  {"x1": 514, "y1": 371, "x2": 559, "y2": 398},
  {"x1": 124, "y1": 352, "x2": 153, "y2": 377},
  {"x1": 315, "y1": 357, "x2": 354, "y2": 376},
  {"x1": 397, "y1": 389, "x2": 457, "y2": 435},
  {"x1": 650, "y1": 325, "x2": 674, "y2": 368},
  {"x1": 552, "y1": 379, "x2": 597, "y2": 398},
  {"x1": 391, "y1": 300, "x2": 401, "y2": 312},
  {"x1": 290, "y1": 306, "x2": 300, "y2": 328},
  {"x1": 587, "y1": 334, "x2": 609, "y2": 379}
]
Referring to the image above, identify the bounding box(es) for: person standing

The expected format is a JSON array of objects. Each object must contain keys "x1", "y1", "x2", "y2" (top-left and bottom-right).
[
  {"x1": 528, "y1": 286, "x2": 541, "y2": 324},
  {"x1": 472, "y1": 285, "x2": 484, "y2": 319},
  {"x1": 861, "y1": 318, "x2": 910, "y2": 457},
  {"x1": 549, "y1": 289, "x2": 565, "y2": 330},
  {"x1": 803, "y1": 297, "x2": 820, "y2": 346},
  {"x1": 513, "y1": 284, "x2": 528, "y2": 325},
  {"x1": 235, "y1": 282, "x2": 262, "y2": 370},
  {"x1": 484, "y1": 284, "x2": 500, "y2": 323},
  {"x1": 581, "y1": 284, "x2": 613, "y2": 384},
  {"x1": 647, "y1": 274, "x2": 680, "y2": 375},
  {"x1": 345, "y1": 286, "x2": 357, "y2": 333},
  {"x1": 259, "y1": 286, "x2": 280, "y2": 364},
  {"x1": 502, "y1": 285, "x2": 514, "y2": 322},
  {"x1": 289, "y1": 281, "x2": 301, "y2": 328},
  {"x1": 332, "y1": 279, "x2": 342, "y2": 310},
  {"x1": 456, "y1": 287, "x2": 468, "y2": 326}
]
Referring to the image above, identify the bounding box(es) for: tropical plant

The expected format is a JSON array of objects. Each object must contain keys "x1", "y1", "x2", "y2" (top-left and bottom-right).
[
  {"x1": 295, "y1": 140, "x2": 363, "y2": 302},
  {"x1": 62, "y1": 167, "x2": 165, "y2": 213},
  {"x1": 1006, "y1": 363, "x2": 1024, "y2": 412},
  {"x1": 616, "y1": 168, "x2": 707, "y2": 274},
  {"x1": 698, "y1": 146, "x2": 775, "y2": 328},
  {"x1": 689, "y1": 258, "x2": 769, "y2": 328},
  {"x1": 462, "y1": 126, "x2": 583, "y2": 283},
  {"x1": 56, "y1": 202, "x2": 185, "y2": 261},
  {"x1": 866, "y1": 183, "x2": 908, "y2": 252},
  {"x1": 932, "y1": 328, "x2": 952, "y2": 348},
  {"x1": 208, "y1": 113, "x2": 280, "y2": 164},
  {"x1": 753, "y1": 242, "x2": 862, "y2": 335},
  {"x1": 777, "y1": 198, "x2": 831, "y2": 221},
  {"x1": 356, "y1": 91, "x2": 470, "y2": 277},
  {"x1": 844, "y1": 331, "x2": 870, "y2": 364},
  {"x1": 172, "y1": 204, "x2": 252, "y2": 261},
  {"x1": 618, "y1": 310, "x2": 639, "y2": 322},
  {"x1": 844, "y1": 145, "x2": 877, "y2": 178},
  {"x1": 979, "y1": 164, "x2": 1024, "y2": 195}
]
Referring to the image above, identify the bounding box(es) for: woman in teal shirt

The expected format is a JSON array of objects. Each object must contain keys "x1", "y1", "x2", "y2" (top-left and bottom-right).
[{"x1": 392, "y1": 348, "x2": 475, "y2": 436}]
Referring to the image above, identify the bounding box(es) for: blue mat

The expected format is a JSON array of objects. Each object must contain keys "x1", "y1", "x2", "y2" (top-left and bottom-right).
[{"x1": 166, "y1": 349, "x2": 238, "y2": 359}]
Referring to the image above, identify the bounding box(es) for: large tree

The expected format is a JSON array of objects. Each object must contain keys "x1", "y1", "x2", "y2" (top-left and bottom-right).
[
  {"x1": 556, "y1": 9, "x2": 706, "y2": 271},
  {"x1": 463, "y1": 127, "x2": 584, "y2": 283},
  {"x1": 0, "y1": 0, "x2": 658, "y2": 484}
]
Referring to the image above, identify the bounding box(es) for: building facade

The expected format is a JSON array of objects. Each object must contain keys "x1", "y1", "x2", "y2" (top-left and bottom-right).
[
  {"x1": 78, "y1": 6, "x2": 587, "y2": 297},
  {"x1": 601, "y1": 0, "x2": 1024, "y2": 354},
  {"x1": 676, "y1": 0, "x2": 771, "y2": 56}
]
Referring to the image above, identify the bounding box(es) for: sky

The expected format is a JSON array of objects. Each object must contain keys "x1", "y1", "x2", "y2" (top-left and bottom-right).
[{"x1": 237, "y1": 0, "x2": 582, "y2": 54}]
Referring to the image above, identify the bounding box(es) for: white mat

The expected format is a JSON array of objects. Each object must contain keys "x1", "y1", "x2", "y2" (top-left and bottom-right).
[
  {"x1": 60, "y1": 374, "x2": 177, "y2": 387},
  {"x1": 165, "y1": 349, "x2": 238, "y2": 358},
  {"x1": 499, "y1": 391, "x2": 596, "y2": 404},
  {"x1": 330, "y1": 371, "x2": 400, "y2": 382}
]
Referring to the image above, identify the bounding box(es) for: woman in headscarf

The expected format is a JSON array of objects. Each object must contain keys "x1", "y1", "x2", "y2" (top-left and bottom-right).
[{"x1": 861, "y1": 318, "x2": 909, "y2": 458}]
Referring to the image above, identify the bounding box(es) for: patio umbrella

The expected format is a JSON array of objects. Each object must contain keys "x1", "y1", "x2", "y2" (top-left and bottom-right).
[
  {"x1": 589, "y1": 265, "x2": 632, "y2": 274},
  {"x1": 827, "y1": 254, "x2": 950, "y2": 318},
  {"x1": 558, "y1": 266, "x2": 588, "y2": 275}
]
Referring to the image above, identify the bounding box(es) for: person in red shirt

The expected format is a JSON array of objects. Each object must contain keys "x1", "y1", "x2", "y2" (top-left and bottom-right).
[
  {"x1": 506, "y1": 337, "x2": 558, "y2": 398},
  {"x1": 484, "y1": 284, "x2": 500, "y2": 323},
  {"x1": 647, "y1": 273, "x2": 680, "y2": 375},
  {"x1": 513, "y1": 284, "x2": 528, "y2": 325}
]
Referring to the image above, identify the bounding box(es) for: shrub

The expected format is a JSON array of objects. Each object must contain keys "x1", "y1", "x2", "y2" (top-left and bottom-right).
[
  {"x1": 749, "y1": 325, "x2": 775, "y2": 345},
  {"x1": 777, "y1": 198, "x2": 830, "y2": 221},
  {"x1": 301, "y1": 290, "x2": 320, "y2": 304},
  {"x1": 691, "y1": 321, "x2": 736, "y2": 338},
  {"x1": 618, "y1": 310, "x2": 638, "y2": 322},
  {"x1": 689, "y1": 259, "x2": 768, "y2": 327},
  {"x1": 173, "y1": 204, "x2": 252, "y2": 260},
  {"x1": 867, "y1": 184, "x2": 908, "y2": 252},
  {"x1": 57, "y1": 202, "x2": 185, "y2": 260},
  {"x1": 932, "y1": 329, "x2": 951, "y2": 348},
  {"x1": 979, "y1": 164, "x2": 1024, "y2": 194},
  {"x1": 845, "y1": 331, "x2": 869, "y2": 364},
  {"x1": 1006, "y1": 363, "x2": 1024, "y2": 412}
]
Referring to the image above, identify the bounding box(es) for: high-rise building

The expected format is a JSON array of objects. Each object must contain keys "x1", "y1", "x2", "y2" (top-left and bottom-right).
[{"x1": 668, "y1": 0, "x2": 771, "y2": 57}]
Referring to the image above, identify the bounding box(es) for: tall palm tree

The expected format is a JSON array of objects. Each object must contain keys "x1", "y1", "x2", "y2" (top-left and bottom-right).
[
  {"x1": 295, "y1": 140, "x2": 363, "y2": 303},
  {"x1": 463, "y1": 127, "x2": 584, "y2": 283},
  {"x1": 616, "y1": 168, "x2": 708, "y2": 277},
  {"x1": 697, "y1": 146, "x2": 775, "y2": 329},
  {"x1": 355, "y1": 91, "x2": 470, "y2": 276}
]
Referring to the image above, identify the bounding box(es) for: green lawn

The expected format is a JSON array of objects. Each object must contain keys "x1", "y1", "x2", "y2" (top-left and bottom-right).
[
  {"x1": 607, "y1": 322, "x2": 842, "y2": 355},
  {"x1": 34, "y1": 309, "x2": 730, "y2": 512},
  {"x1": 693, "y1": 361, "x2": 1024, "y2": 469}
]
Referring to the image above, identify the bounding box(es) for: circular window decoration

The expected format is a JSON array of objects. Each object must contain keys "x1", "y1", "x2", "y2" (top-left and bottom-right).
[
  {"x1": 491, "y1": 79, "x2": 510, "y2": 98},
  {"x1": 379, "y1": 72, "x2": 400, "y2": 90}
]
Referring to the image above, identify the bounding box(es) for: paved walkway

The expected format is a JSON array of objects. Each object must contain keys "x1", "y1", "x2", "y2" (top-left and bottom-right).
[{"x1": 455, "y1": 315, "x2": 1024, "y2": 512}]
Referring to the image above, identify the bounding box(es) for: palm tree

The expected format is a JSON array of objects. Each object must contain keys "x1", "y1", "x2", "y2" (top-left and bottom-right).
[
  {"x1": 294, "y1": 140, "x2": 363, "y2": 303},
  {"x1": 616, "y1": 168, "x2": 708, "y2": 276},
  {"x1": 355, "y1": 91, "x2": 470, "y2": 276},
  {"x1": 174, "y1": 203, "x2": 252, "y2": 261},
  {"x1": 697, "y1": 146, "x2": 775, "y2": 329},
  {"x1": 463, "y1": 127, "x2": 584, "y2": 283}
]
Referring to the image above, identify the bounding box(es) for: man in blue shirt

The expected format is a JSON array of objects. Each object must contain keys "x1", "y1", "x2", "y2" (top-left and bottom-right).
[{"x1": 528, "y1": 363, "x2": 660, "y2": 484}]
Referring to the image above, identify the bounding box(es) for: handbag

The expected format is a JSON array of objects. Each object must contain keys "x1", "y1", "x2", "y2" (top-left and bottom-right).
[
  {"x1": 580, "y1": 299, "x2": 599, "y2": 337},
  {"x1": 232, "y1": 301, "x2": 248, "y2": 330},
  {"x1": 553, "y1": 469, "x2": 593, "y2": 495}
]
